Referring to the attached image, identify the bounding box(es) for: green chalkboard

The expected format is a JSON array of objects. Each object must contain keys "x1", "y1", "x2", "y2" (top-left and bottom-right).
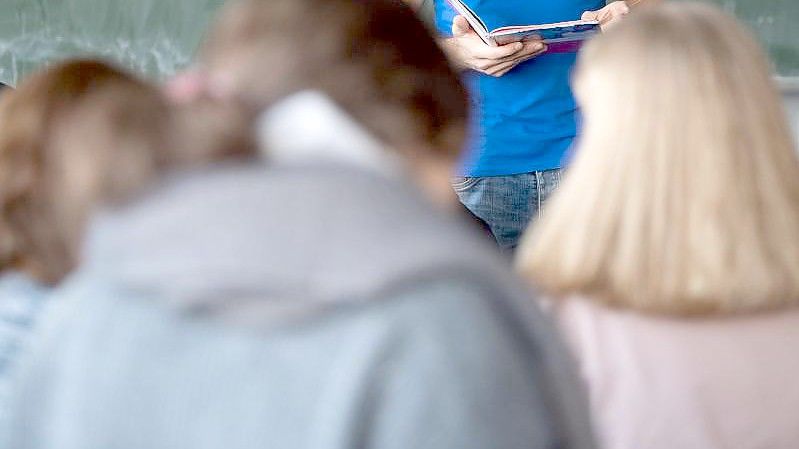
[
  {"x1": 0, "y1": 0, "x2": 226, "y2": 85},
  {"x1": 0, "y1": 0, "x2": 797, "y2": 85},
  {"x1": 676, "y1": 0, "x2": 799, "y2": 77}
]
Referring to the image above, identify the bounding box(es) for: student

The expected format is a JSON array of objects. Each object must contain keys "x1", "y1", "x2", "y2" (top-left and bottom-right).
[
  {"x1": 5, "y1": 1, "x2": 594, "y2": 448},
  {"x1": 433, "y1": 0, "x2": 656, "y2": 250},
  {"x1": 0, "y1": 60, "x2": 172, "y2": 421},
  {"x1": 517, "y1": 4, "x2": 799, "y2": 449},
  {"x1": 176, "y1": 0, "x2": 493, "y2": 236}
]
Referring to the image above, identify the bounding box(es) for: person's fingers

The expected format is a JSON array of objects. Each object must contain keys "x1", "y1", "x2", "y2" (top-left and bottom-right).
[
  {"x1": 521, "y1": 39, "x2": 547, "y2": 55},
  {"x1": 469, "y1": 57, "x2": 506, "y2": 73},
  {"x1": 604, "y1": 3, "x2": 630, "y2": 21},
  {"x1": 600, "y1": 12, "x2": 628, "y2": 30},
  {"x1": 481, "y1": 39, "x2": 544, "y2": 62},
  {"x1": 584, "y1": 2, "x2": 630, "y2": 28},
  {"x1": 473, "y1": 39, "x2": 548, "y2": 76},
  {"x1": 484, "y1": 44, "x2": 548, "y2": 77},
  {"x1": 486, "y1": 59, "x2": 520, "y2": 77},
  {"x1": 581, "y1": 10, "x2": 599, "y2": 21},
  {"x1": 492, "y1": 67, "x2": 514, "y2": 77},
  {"x1": 506, "y1": 45, "x2": 546, "y2": 65},
  {"x1": 615, "y1": 1, "x2": 631, "y2": 14},
  {"x1": 472, "y1": 36, "x2": 548, "y2": 61},
  {"x1": 469, "y1": 53, "x2": 520, "y2": 74},
  {"x1": 486, "y1": 54, "x2": 533, "y2": 76},
  {"x1": 598, "y1": 2, "x2": 630, "y2": 29},
  {"x1": 469, "y1": 41, "x2": 524, "y2": 59},
  {"x1": 488, "y1": 55, "x2": 532, "y2": 76},
  {"x1": 452, "y1": 15, "x2": 473, "y2": 37}
]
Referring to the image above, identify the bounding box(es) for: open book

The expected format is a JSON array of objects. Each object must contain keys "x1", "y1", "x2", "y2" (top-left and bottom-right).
[{"x1": 446, "y1": 0, "x2": 600, "y2": 50}]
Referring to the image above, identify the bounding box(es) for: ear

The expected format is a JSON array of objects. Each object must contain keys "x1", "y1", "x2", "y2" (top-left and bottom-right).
[{"x1": 163, "y1": 69, "x2": 207, "y2": 104}]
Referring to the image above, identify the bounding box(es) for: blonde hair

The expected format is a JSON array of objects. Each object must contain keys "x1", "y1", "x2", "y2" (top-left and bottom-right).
[
  {"x1": 517, "y1": 3, "x2": 799, "y2": 316},
  {"x1": 0, "y1": 60, "x2": 171, "y2": 285}
]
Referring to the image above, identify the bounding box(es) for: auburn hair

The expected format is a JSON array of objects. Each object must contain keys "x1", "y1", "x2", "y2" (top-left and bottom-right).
[
  {"x1": 0, "y1": 60, "x2": 171, "y2": 285},
  {"x1": 201, "y1": 0, "x2": 469, "y2": 160}
]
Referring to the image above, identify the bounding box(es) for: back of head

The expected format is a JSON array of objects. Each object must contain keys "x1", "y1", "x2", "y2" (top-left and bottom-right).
[
  {"x1": 518, "y1": 3, "x2": 799, "y2": 316},
  {"x1": 0, "y1": 60, "x2": 170, "y2": 285},
  {"x1": 201, "y1": 0, "x2": 468, "y2": 160}
]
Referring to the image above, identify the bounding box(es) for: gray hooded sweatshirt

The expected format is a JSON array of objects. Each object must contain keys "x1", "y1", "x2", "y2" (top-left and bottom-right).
[{"x1": 3, "y1": 162, "x2": 594, "y2": 449}]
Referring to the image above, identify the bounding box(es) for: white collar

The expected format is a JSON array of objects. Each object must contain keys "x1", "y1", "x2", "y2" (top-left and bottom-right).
[{"x1": 256, "y1": 91, "x2": 403, "y2": 176}]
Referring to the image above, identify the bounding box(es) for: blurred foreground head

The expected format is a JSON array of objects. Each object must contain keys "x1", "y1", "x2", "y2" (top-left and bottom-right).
[
  {"x1": 518, "y1": 3, "x2": 799, "y2": 315},
  {"x1": 197, "y1": 0, "x2": 468, "y2": 162},
  {"x1": 0, "y1": 60, "x2": 171, "y2": 285}
]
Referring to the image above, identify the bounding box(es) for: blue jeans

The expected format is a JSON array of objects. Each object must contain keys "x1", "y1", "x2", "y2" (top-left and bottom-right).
[{"x1": 452, "y1": 169, "x2": 562, "y2": 251}]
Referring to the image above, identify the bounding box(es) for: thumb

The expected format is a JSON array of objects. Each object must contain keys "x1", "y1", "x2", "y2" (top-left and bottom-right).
[
  {"x1": 452, "y1": 15, "x2": 473, "y2": 37},
  {"x1": 581, "y1": 10, "x2": 599, "y2": 21}
]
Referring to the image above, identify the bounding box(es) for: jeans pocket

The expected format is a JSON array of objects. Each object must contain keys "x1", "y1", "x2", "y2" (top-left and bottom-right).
[{"x1": 451, "y1": 176, "x2": 481, "y2": 193}]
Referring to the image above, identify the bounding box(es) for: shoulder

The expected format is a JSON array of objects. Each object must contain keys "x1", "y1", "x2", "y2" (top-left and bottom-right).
[
  {"x1": 373, "y1": 273, "x2": 556, "y2": 358},
  {"x1": 363, "y1": 277, "x2": 595, "y2": 449},
  {"x1": 0, "y1": 273, "x2": 47, "y2": 301}
]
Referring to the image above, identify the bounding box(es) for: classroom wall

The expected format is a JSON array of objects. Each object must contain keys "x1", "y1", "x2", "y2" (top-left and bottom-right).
[
  {"x1": 0, "y1": 0, "x2": 797, "y2": 144},
  {"x1": 0, "y1": 0, "x2": 225, "y2": 84},
  {"x1": 686, "y1": 0, "x2": 799, "y2": 77}
]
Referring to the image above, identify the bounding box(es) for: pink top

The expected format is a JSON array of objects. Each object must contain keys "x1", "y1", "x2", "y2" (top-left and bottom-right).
[{"x1": 548, "y1": 297, "x2": 799, "y2": 449}]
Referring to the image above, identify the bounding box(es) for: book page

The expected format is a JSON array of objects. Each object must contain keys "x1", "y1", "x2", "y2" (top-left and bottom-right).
[{"x1": 444, "y1": 0, "x2": 495, "y2": 45}]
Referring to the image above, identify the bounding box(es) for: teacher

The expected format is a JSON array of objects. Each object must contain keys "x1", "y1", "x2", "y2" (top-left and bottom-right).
[{"x1": 433, "y1": 0, "x2": 646, "y2": 250}]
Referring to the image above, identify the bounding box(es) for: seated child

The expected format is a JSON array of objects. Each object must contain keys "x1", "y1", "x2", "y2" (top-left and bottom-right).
[
  {"x1": 0, "y1": 59, "x2": 173, "y2": 420},
  {"x1": 5, "y1": 1, "x2": 593, "y2": 449},
  {"x1": 517, "y1": 4, "x2": 799, "y2": 449}
]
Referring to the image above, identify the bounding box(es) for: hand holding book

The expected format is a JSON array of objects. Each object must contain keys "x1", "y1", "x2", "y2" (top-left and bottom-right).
[
  {"x1": 583, "y1": 1, "x2": 631, "y2": 30},
  {"x1": 442, "y1": 0, "x2": 639, "y2": 78},
  {"x1": 443, "y1": 15, "x2": 547, "y2": 77},
  {"x1": 445, "y1": 0, "x2": 601, "y2": 48}
]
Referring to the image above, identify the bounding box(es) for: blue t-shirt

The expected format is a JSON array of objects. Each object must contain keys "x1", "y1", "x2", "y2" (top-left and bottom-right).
[{"x1": 435, "y1": 0, "x2": 604, "y2": 177}]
